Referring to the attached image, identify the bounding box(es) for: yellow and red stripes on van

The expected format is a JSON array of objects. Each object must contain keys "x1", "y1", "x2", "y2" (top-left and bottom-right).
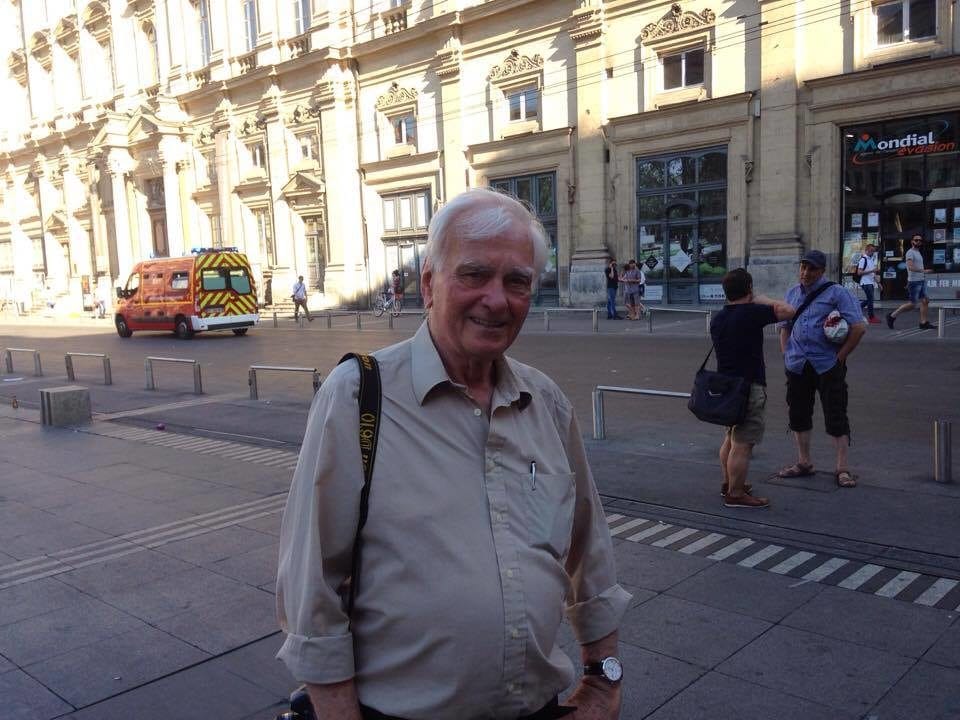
[{"x1": 193, "y1": 252, "x2": 258, "y2": 317}]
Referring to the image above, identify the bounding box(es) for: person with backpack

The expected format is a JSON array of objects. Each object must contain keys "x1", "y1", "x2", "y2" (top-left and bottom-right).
[{"x1": 854, "y1": 243, "x2": 880, "y2": 324}]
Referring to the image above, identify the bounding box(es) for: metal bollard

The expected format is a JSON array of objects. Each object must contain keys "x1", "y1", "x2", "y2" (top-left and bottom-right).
[
  {"x1": 648, "y1": 309, "x2": 654, "y2": 333},
  {"x1": 934, "y1": 420, "x2": 952, "y2": 484},
  {"x1": 2, "y1": 349, "x2": 9, "y2": 373},
  {"x1": 388, "y1": 313, "x2": 394, "y2": 329},
  {"x1": 543, "y1": 311, "x2": 550, "y2": 331},
  {"x1": 592, "y1": 389, "x2": 605, "y2": 440},
  {"x1": 145, "y1": 358, "x2": 154, "y2": 390},
  {"x1": 103, "y1": 357, "x2": 112, "y2": 385},
  {"x1": 298, "y1": 315, "x2": 304, "y2": 329},
  {"x1": 312, "y1": 371, "x2": 321, "y2": 393},
  {"x1": 592, "y1": 308, "x2": 599, "y2": 332},
  {"x1": 193, "y1": 363, "x2": 203, "y2": 394},
  {"x1": 938, "y1": 308, "x2": 944, "y2": 339},
  {"x1": 326, "y1": 312, "x2": 332, "y2": 329},
  {"x1": 248, "y1": 368, "x2": 259, "y2": 400},
  {"x1": 273, "y1": 312, "x2": 278, "y2": 328},
  {"x1": 65, "y1": 354, "x2": 75, "y2": 381},
  {"x1": 705, "y1": 310, "x2": 712, "y2": 334},
  {"x1": 356, "y1": 312, "x2": 361, "y2": 330}
]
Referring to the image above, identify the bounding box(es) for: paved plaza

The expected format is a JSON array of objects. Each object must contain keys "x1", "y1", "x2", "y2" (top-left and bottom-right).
[{"x1": 1, "y1": 310, "x2": 958, "y2": 719}]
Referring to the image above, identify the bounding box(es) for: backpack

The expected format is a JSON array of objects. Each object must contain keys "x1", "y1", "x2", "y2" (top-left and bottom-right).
[{"x1": 852, "y1": 255, "x2": 867, "y2": 281}]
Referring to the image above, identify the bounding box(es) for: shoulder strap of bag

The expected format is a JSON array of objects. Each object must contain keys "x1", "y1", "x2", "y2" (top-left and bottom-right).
[
  {"x1": 788, "y1": 281, "x2": 834, "y2": 334},
  {"x1": 337, "y1": 352, "x2": 382, "y2": 623}
]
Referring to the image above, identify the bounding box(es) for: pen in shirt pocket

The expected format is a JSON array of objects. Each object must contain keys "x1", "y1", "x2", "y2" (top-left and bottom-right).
[{"x1": 529, "y1": 460, "x2": 536, "y2": 491}]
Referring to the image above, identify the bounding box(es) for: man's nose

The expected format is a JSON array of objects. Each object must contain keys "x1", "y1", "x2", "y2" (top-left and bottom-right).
[{"x1": 481, "y1": 277, "x2": 510, "y2": 311}]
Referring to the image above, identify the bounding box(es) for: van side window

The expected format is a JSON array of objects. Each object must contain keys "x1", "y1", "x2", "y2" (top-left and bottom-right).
[
  {"x1": 201, "y1": 269, "x2": 227, "y2": 291},
  {"x1": 229, "y1": 269, "x2": 252, "y2": 294},
  {"x1": 126, "y1": 272, "x2": 141, "y2": 297},
  {"x1": 169, "y1": 272, "x2": 190, "y2": 293}
]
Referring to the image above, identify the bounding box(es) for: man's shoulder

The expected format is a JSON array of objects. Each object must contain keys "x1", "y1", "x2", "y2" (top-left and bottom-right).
[{"x1": 504, "y1": 357, "x2": 570, "y2": 408}]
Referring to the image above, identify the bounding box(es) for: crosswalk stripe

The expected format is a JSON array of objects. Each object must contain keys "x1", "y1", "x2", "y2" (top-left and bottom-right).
[
  {"x1": 678, "y1": 532, "x2": 726, "y2": 555},
  {"x1": 651, "y1": 527, "x2": 698, "y2": 548},
  {"x1": 802, "y1": 557, "x2": 849, "y2": 582},
  {"x1": 708, "y1": 538, "x2": 754, "y2": 561},
  {"x1": 605, "y1": 514, "x2": 625, "y2": 524},
  {"x1": 609, "y1": 518, "x2": 650, "y2": 536},
  {"x1": 914, "y1": 578, "x2": 959, "y2": 607},
  {"x1": 625, "y1": 523, "x2": 673, "y2": 543},
  {"x1": 875, "y1": 571, "x2": 921, "y2": 598},
  {"x1": 769, "y1": 551, "x2": 816, "y2": 575},
  {"x1": 838, "y1": 563, "x2": 884, "y2": 590},
  {"x1": 738, "y1": 545, "x2": 784, "y2": 568}
]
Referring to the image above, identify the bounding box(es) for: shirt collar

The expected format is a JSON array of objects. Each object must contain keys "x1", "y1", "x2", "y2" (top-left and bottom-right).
[
  {"x1": 801, "y1": 276, "x2": 829, "y2": 294},
  {"x1": 410, "y1": 322, "x2": 532, "y2": 410}
]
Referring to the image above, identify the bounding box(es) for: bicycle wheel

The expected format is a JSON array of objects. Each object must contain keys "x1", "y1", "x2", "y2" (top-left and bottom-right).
[
  {"x1": 373, "y1": 297, "x2": 385, "y2": 317},
  {"x1": 391, "y1": 298, "x2": 402, "y2": 317}
]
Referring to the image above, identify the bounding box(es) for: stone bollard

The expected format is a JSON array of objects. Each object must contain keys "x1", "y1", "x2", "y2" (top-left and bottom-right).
[{"x1": 40, "y1": 385, "x2": 91, "y2": 426}]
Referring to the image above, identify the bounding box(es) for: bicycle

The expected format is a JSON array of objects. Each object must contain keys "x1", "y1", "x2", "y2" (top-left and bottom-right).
[{"x1": 372, "y1": 291, "x2": 402, "y2": 317}]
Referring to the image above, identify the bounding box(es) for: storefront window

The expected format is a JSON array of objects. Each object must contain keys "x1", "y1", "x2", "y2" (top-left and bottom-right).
[
  {"x1": 635, "y1": 147, "x2": 728, "y2": 303},
  {"x1": 381, "y1": 189, "x2": 430, "y2": 305},
  {"x1": 842, "y1": 112, "x2": 960, "y2": 300}
]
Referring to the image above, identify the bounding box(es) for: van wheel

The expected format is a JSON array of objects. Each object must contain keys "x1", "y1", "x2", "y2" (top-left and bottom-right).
[
  {"x1": 115, "y1": 315, "x2": 133, "y2": 338},
  {"x1": 232, "y1": 328, "x2": 248, "y2": 336},
  {"x1": 174, "y1": 316, "x2": 194, "y2": 340}
]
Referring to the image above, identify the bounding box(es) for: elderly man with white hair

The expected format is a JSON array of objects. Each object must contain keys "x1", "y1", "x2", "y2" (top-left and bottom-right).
[{"x1": 276, "y1": 188, "x2": 630, "y2": 720}]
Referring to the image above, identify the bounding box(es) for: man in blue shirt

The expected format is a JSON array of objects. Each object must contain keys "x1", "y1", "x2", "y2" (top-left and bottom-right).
[{"x1": 778, "y1": 250, "x2": 866, "y2": 488}]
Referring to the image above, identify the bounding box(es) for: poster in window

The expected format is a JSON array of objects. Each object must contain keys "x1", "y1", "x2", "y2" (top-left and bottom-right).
[
  {"x1": 934, "y1": 208, "x2": 947, "y2": 225},
  {"x1": 933, "y1": 248, "x2": 945, "y2": 265},
  {"x1": 867, "y1": 212, "x2": 879, "y2": 228},
  {"x1": 954, "y1": 207, "x2": 960, "y2": 223},
  {"x1": 954, "y1": 248, "x2": 960, "y2": 264},
  {"x1": 933, "y1": 228, "x2": 946, "y2": 243},
  {"x1": 842, "y1": 232, "x2": 863, "y2": 271},
  {"x1": 953, "y1": 228, "x2": 960, "y2": 241},
  {"x1": 850, "y1": 213, "x2": 863, "y2": 229}
]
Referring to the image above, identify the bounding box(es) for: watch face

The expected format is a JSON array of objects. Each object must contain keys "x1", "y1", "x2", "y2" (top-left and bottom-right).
[{"x1": 601, "y1": 657, "x2": 623, "y2": 682}]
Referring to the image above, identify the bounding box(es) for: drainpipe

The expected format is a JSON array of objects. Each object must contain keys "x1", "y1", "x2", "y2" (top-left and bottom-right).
[{"x1": 350, "y1": 58, "x2": 370, "y2": 301}]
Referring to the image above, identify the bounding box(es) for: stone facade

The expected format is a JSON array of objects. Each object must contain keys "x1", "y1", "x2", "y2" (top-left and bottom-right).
[{"x1": 1, "y1": 0, "x2": 958, "y2": 315}]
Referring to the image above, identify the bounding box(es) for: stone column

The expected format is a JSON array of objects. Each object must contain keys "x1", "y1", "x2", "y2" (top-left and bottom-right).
[
  {"x1": 436, "y1": 38, "x2": 465, "y2": 202},
  {"x1": 746, "y1": 0, "x2": 803, "y2": 296},
  {"x1": 107, "y1": 153, "x2": 134, "y2": 279},
  {"x1": 159, "y1": 138, "x2": 186, "y2": 257},
  {"x1": 567, "y1": 4, "x2": 609, "y2": 306}
]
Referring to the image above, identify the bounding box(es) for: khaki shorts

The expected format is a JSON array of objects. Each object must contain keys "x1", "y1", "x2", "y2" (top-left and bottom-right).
[{"x1": 726, "y1": 383, "x2": 766, "y2": 445}]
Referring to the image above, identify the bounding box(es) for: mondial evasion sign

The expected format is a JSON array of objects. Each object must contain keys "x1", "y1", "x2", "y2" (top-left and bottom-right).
[{"x1": 850, "y1": 120, "x2": 956, "y2": 165}]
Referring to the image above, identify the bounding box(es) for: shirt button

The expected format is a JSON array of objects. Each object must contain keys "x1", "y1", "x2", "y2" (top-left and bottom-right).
[
  {"x1": 473, "y1": 408, "x2": 482, "y2": 417},
  {"x1": 496, "y1": 512, "x2": 505, "y2": 523},
  {"x1": 510, "y1": 627, "x2": 520, "y2": 638},
  {"x1": 505, "y1": 568, "x2": 514, "y2": 578}
]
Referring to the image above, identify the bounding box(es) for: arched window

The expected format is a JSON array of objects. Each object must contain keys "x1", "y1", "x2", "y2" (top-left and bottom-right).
[
  {"x1": 198, "y1": 0, "x2": 212, "y2": 66},
  {"x1": 143, "y1": 22, "x2": 160, "y2": 85}
]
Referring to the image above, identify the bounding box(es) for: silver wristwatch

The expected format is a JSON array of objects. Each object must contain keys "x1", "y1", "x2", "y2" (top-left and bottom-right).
[{"x1": 583, "y1": 656, "x2": 623, "y2": 683}]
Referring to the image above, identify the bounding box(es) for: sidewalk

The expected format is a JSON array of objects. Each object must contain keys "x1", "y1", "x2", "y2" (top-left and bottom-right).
[{"x1": 1, "y1": 403, "x2": 957, "y2": 720}]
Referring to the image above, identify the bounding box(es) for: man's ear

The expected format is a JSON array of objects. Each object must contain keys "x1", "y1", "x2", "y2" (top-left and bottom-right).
[{"x1": 421, "y1": 261, "x2": 435, "y2": 309}]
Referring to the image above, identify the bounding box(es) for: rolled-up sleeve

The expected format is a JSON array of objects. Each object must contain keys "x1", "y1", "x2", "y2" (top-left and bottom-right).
[
  {"x1": 560, "y1": 405, "x2": 632, "y2": 644},
  {"x1": 276, "y1": 362, "x2": 364, "y2": 684}
]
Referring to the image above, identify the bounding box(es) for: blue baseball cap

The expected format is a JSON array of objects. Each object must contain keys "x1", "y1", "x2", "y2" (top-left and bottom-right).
[{"x1": 800, "y1": 250, "x2": 827, "y2": 269}]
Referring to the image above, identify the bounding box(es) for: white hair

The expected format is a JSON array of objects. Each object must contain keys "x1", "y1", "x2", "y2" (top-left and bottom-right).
[{"x1": 424, "y1": 188, "x2": 548, "y2": 274}]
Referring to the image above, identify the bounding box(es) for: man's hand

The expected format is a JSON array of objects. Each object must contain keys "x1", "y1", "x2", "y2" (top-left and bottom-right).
[
  {"x1": 566, "y1": 676, "x2": 621, "y2": 719},
  {"x1": 306, "y1": 679, "x2": 363, "y2": 720}
]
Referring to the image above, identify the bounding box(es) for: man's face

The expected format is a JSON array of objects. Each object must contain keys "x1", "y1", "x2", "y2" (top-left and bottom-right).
[
  {"x1": 912, "y1": 236, "x2": 922, "y2": 248},
  {"x1": 866, "y1": 246, "x2": 875, "y2": 256},
  {"x1": 629, "y1": 262, "x2": 636, "y2": 271},
  {"x1": 423, "y1": 219, "x2": 535, "y2": 365},
  {"x1": 799, "y1": 262, "x2": 824, "y2": 286}
]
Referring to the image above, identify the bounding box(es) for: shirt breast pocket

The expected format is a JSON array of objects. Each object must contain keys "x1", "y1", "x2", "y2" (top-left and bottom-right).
[{"x1": 521, "y1": 471, "x2": 575, "y2": 560}]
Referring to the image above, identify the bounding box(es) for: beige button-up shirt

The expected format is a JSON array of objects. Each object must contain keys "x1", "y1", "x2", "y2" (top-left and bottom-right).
[{"x1": 276, "y1": 323, "x2": 630, "y2": 720}]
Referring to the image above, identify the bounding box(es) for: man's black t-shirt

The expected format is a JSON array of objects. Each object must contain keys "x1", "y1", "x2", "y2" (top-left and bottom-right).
[
  {"x1": 605, "y1": 266, "x2": 619, "y2": 289},
  {"x1": 709, "y1": 303, "x2": 778, "y2": 385}
]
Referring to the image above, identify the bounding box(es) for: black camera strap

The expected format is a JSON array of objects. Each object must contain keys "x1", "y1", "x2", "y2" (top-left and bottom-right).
[
  {"x1": 788, "y1": 281, "x2": 834, "y2": 334},
  {"x1": 337, "y1": 353, "x2": 382, "y2": 623}
]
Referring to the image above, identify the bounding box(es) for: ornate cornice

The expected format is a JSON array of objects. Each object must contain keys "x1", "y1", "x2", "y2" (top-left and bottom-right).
[
  {"x1": 641, "y1": 4, "x2": 716, "y2": 42},
  {"x1": 237, "y1": 113, "x2": 267, "y2": 136},
  {"x1": 55, "y1": 17, "x2": 80, "y2": 58},
  {"x1": 29, "y1": 32, "x2": 53, "y2": 72},
  {"x1": 375, "y1": 82, "x2": 418, "y2": 112},
  {"x1": 569, "y1": 4, "x2": 604, "y2": 46},
  {"x1": 9, "y1": 50, "x2": 27, "y2": 86},
  {"x1": 487, "y1": 49, "x2": 544, "y2": 83},
  {"x1": 82, "y1": 1, "x2": 113, "y2": 45}
]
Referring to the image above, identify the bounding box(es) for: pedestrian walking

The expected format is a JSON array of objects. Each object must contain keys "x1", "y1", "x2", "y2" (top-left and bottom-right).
[
  {"x1": 276, "y1": 188, "x2": 630, "y2": 720},
  {"x1": 778, "y1": 250, "x2": 866, "y2": 488},
  {"x1": 605, "y1": 258, "x2": 620, "y2": 319},
  {"x1": 712, "y1": 269, "x2": 795, "y2": 508},
  {"x1": 620, "y1": 260, "x2": 643, "y2": 320},
  {"x1": 886, "y1": 233, "x2": 936, "y2": 330},
  {"x1": 855, "y1": 243, "x2": 881, "y2": 324},
  {"x1": 291, "y1": 275, "x2": 312, "y2": 322}
]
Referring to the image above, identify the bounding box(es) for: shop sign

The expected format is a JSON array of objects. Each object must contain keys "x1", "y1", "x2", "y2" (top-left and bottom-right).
[
  {"x1": 698, "y1": 284, "x2": 725, "y2": 302},
  {"x1": 849, "y1": 118, "x2": 957, "y2": 165}
]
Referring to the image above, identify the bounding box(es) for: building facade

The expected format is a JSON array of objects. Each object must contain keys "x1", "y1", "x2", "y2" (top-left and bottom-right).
[{"x1": 1, "y1": 0, "x2": 959, "y2": 316}]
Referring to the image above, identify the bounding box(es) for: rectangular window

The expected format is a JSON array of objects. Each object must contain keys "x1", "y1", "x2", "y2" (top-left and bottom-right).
[
  {"x1": 243, "y1": 0, "x2": 259, "y2": 51},
  {"x1": 297, "y1": 133, "x2": 318, "y2": 160},
  {"x1": 876, "y1": 0, "x2": 936, "y2": 45},
  {"x1": 251, "y1": 142, "x2": 266, "y2": 169},
  {"x1": 209, "y1": 214, "x2": 222, "y2": 249},
  {"x1": 228, "y1": 268, "x2": 252, "y2": 294},
  {"x1": 294, "y1": 0, "x2": 311, "y2": 34},
  {"x1": 169, "y1": 271, "x2": 190, "y2": 292},
  {"x1": 254, "y1": 208, "x2": 275, "y2": 266},
  {"x1": 391, "y1": 114, "x2": 416, "y2": 145},
  {"x1": 199, "y1": 0, "x2": 213, "y2": 65},
  {"x1": 507, "y1": 86, "x2": 539, "y2": 122},
  {"x1": 663, "y1": 48, "x2": 704, "y2": 90},
  {"x1": 201, "y1": 268, "x2": 227, "y2": 291}
]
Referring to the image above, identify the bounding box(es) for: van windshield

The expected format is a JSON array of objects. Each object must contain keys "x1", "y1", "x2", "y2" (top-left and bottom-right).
[{"x1": 201, "y1": 267, "x2": 252, "y2": 294}]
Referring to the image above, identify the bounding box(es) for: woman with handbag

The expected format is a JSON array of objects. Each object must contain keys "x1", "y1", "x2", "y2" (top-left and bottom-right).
[{"x1": 711, "y1": 269, "x2": 795, "y2": 508}]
